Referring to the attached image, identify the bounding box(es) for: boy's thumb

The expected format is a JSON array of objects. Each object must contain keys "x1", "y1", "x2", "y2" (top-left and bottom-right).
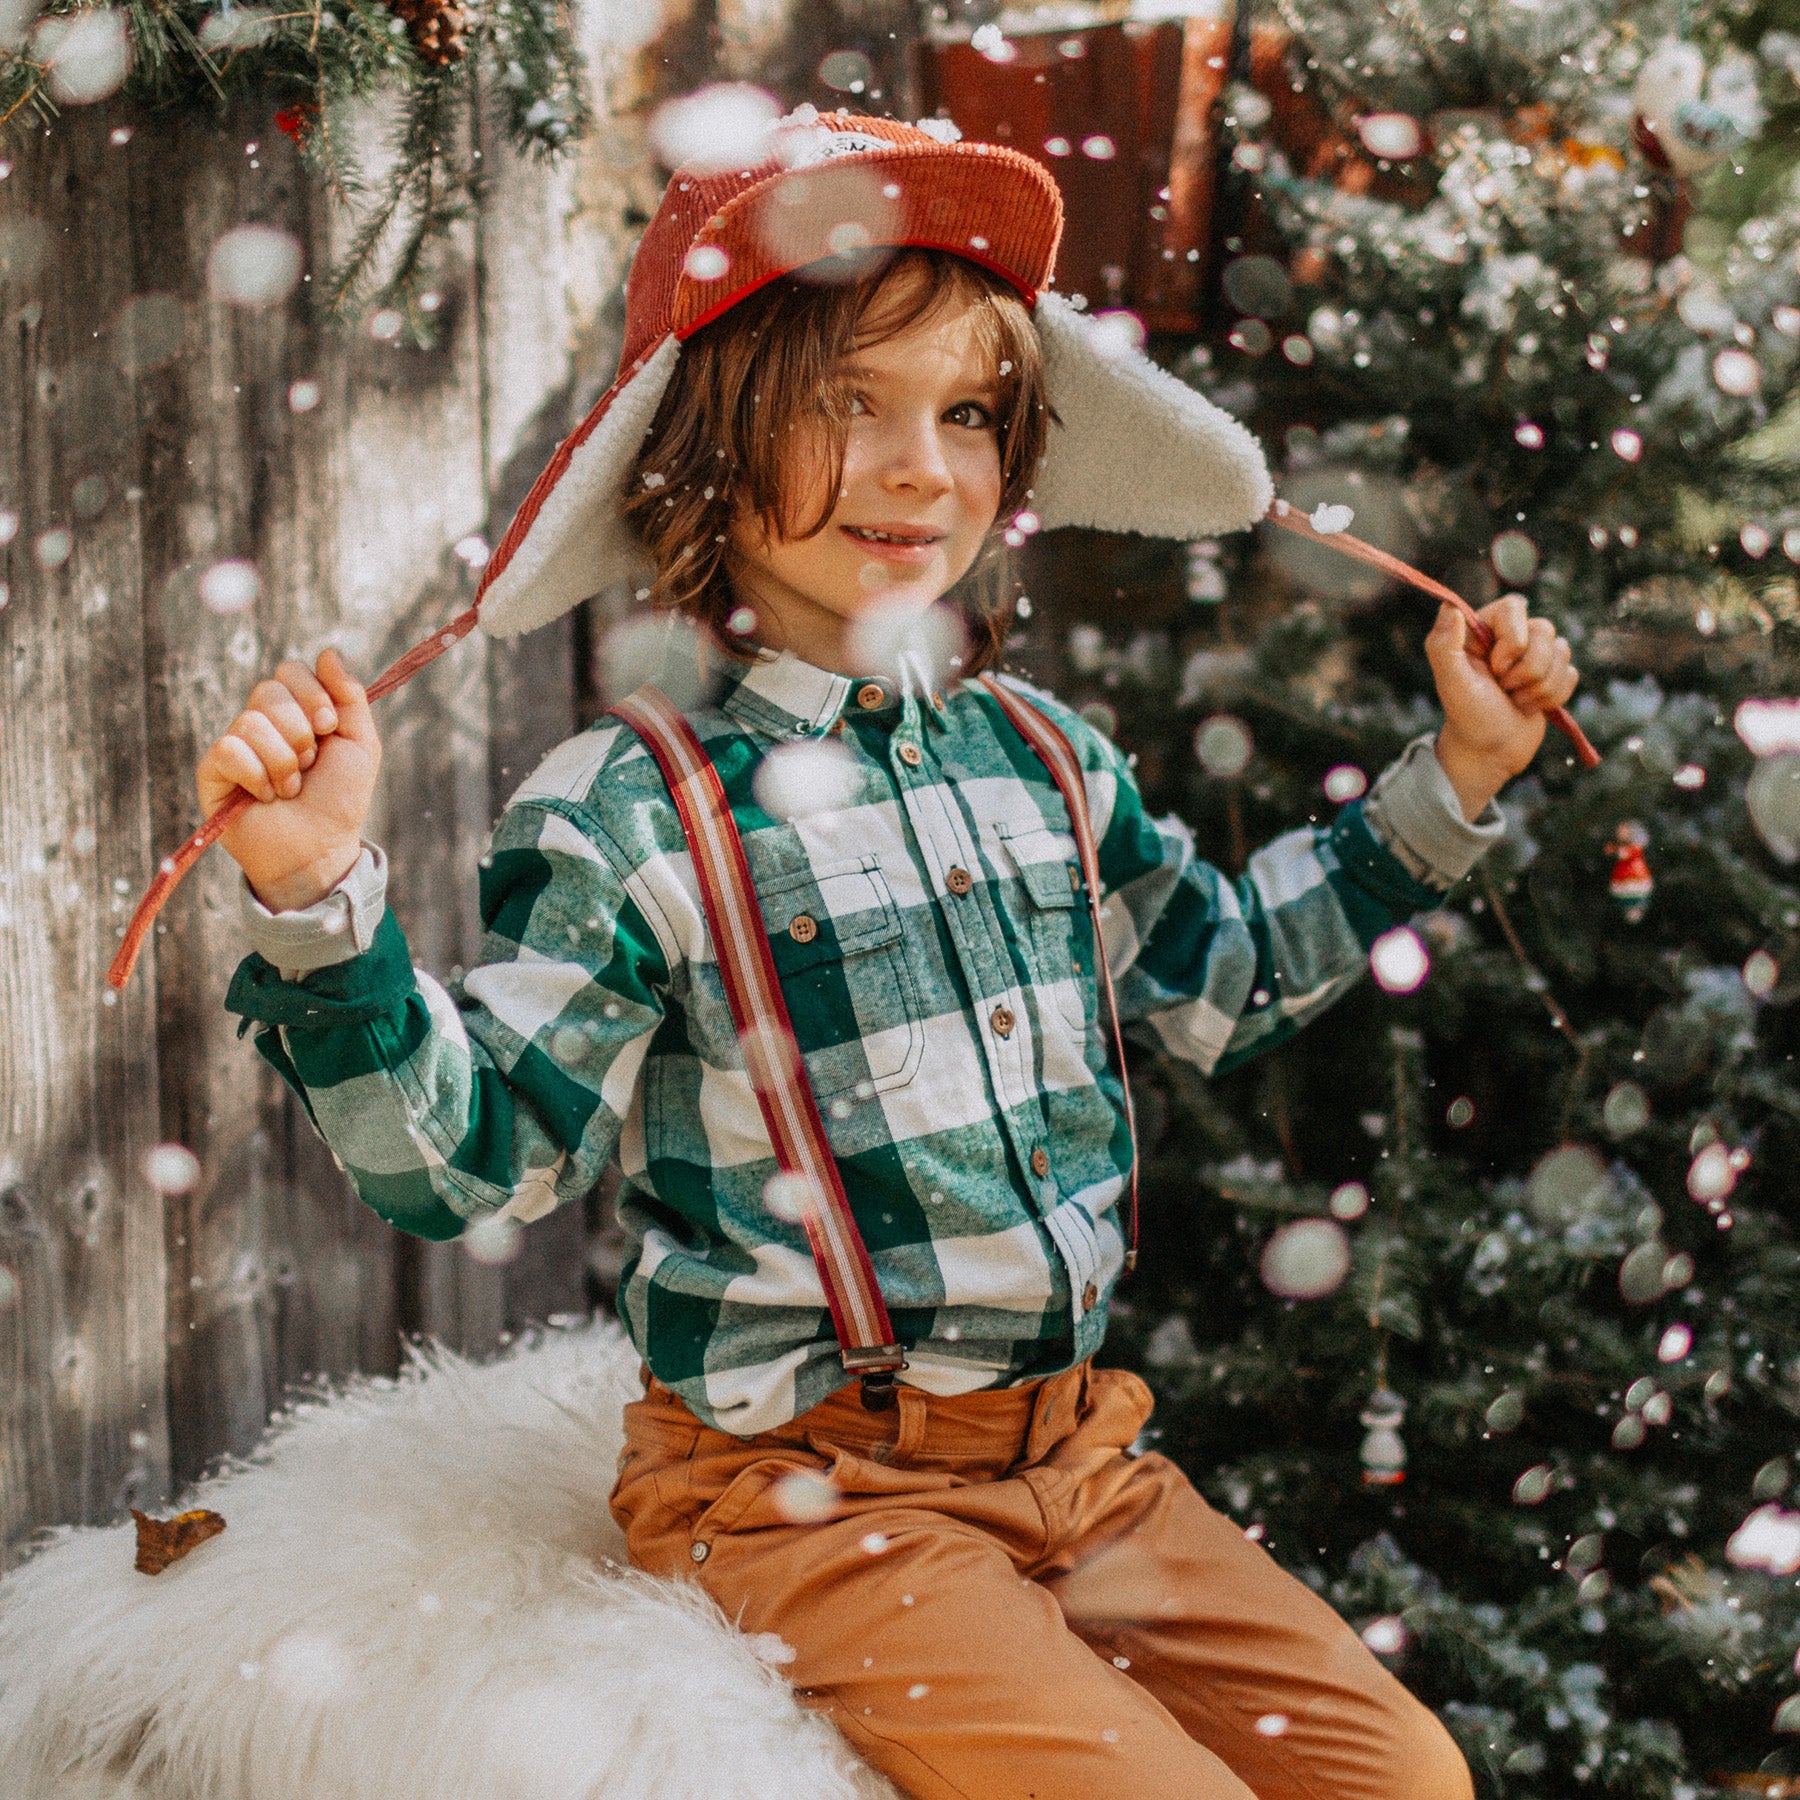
[
  {"x1": 1424, "y1": 601, "x2": 1466, "y2": 675},
  {"x1": 315, "y1": 647, "x2": 377, "y2": 745}
]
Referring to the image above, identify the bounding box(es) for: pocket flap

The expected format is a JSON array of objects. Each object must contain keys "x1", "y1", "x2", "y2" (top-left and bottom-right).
[
  {"x1": 998, "y1": 820, "x2": 1080, "y2": 911},
  {"x1": 756, "y1": 858, "x2": 905, "y2": 972}
]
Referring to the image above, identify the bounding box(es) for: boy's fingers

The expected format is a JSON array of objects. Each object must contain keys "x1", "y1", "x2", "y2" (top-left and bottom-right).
[
  {"x1": 313, "y1": 648, "x2": 376, "y2": 749},
  {"x1": 232, "y1": 710, "x2": 302, "y2": 789},
  {"x1": 211, "y1": 734, "x2": 280, "y2": 804},
  {"x1": 1539, "y1": 641, "x2": 1578, "y2": 708},
  {"x1": 1479, "y1": 594, "x2": 1531, "y2": 675},
  {"x1": 247, "y1": 681, "x2": 319, "y2": 762},
  {"x1": 1509, "y1": 639, "x2": 1576, "y2": 712},
  {"x1": 273, "y1": 658, "x2": 335, "y2": 730},
  {"x1": 1498, "y1": 618, "x2": 1558, "y2": 692}
]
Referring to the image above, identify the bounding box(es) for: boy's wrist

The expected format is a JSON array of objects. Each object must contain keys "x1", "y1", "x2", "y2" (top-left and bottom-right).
[
  {"x1": 249, "y1": 841, "x2": 365, "y2": 913},
  {"x1": 241, "y1": 842, "x2": 388, "y2": 980},
  {"x1": 1431, "y1": 730, "x2": 1509, "y2": 823}
]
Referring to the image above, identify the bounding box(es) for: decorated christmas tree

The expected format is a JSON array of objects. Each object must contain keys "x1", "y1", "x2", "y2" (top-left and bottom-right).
[{"x1": 1023, "y1": 1, "x2": 1800, "y2": 1791}]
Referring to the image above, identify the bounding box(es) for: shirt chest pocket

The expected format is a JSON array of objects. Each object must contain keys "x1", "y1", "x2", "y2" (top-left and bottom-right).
[
  {"x1": 753, "y1": 858, "x2": 925, "y2": 1097},
  {"x1": 996, "y1": 820, "x2": 1090, "y2": 1033}
]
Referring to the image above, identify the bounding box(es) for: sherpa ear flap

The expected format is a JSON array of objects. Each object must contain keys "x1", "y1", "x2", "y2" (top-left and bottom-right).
[
  {"x1": 1030, "y1": 290, "x2": 1273, "y2": 540},
  {"x1": 477, "y1": 334, "x2": 683, "y2": 640}
]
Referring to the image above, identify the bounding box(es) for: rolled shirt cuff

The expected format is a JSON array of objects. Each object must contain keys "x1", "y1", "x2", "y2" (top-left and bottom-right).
[
  {"x1": 1362, "y1": 734, "x2": 1505, "y2": 892},
  {"x1": 239, "y1": 842, "x2": 388, "y2": 979}
]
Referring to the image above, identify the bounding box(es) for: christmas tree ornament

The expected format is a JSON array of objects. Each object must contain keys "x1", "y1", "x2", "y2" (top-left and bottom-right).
[
  {"x1": 1359, "y1": 1388, "x2": 1407, "y2": 1486},
  {"x1": 1606, "y1": 822, "x2": 1653, "y2": 921},
  {"x1": 1633, "y1": 40, "x2": 1765, "y2": 175}
]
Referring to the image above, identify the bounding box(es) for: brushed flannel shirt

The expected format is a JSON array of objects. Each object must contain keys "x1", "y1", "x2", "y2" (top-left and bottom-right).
[{"x1": 226, "y1": 646, "x2": 1502, "y2": 1434}]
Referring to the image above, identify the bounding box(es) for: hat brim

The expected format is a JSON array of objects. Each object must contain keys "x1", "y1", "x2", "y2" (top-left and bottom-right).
[{"x1": 477, "y1": 280, "x2": 1271, "y2": 640}]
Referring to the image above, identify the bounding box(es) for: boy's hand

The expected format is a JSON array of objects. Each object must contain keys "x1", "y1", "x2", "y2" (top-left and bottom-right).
[
  {"x1": 196, "y1": 647, "x2": 381, "y2": 912},
  {"x1": 1424, "y1": 595, "x2": 1578, "y2": 821}
]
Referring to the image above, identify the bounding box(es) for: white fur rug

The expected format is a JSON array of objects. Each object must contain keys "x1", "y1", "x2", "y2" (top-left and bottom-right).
[{"x1": 0, "y1": 1320, "x2": 900, "y2": 1800}]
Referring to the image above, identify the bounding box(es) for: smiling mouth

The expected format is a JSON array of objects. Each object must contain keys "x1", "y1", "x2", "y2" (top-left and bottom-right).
[{"x1": 843, "y1": 526, "x2": 944, "y2": 545}]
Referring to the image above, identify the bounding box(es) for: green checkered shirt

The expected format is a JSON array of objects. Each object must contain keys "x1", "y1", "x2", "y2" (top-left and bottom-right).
[{"x1": 226, "y1": 647, "x2": 1500, "y2": 1434}]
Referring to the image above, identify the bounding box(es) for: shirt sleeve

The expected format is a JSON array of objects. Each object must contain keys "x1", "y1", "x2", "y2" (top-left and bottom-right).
[
  {"x1": 223, "y1": 801, "x2": 669, "y2": 1241},
  {"x1": 1075, "y1": 721, "x2": 1502, "y2": 1079}
]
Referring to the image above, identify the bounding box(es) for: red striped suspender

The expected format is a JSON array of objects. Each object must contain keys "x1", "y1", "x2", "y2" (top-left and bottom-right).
[
  {"x1": 609, "y1": 676, "x2": 1138, "y2": 1407},
  {"x1": 609, "y1": 687, "x2": 907, "y2": 1400}
]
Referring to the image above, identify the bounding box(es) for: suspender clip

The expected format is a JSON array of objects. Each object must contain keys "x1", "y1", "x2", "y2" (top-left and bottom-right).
[
  {"x1": 859, "y1": 1370, "x2": 900, "y2": 1411},
  {"x1": 843, "y1": 1344, "x2": 909, "y2": 1411}
]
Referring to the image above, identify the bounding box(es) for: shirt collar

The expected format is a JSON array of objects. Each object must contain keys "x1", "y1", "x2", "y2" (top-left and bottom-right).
[
  {"x1": 713, "y1": 645, "x2": 957, "y2": 740},
  {"x1": 713, "y1": 647, "x2": 853, "y2": 741}
]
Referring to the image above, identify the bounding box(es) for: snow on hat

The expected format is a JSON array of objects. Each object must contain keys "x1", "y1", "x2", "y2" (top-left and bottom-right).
[{"x1": 474, "y1": 106, "x2": 1273, "y2": 639}]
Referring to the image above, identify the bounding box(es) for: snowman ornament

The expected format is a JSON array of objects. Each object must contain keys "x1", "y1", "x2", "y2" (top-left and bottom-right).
[{"x1": 1633, "y1": 41, "x2": 1765, "y2": 175}]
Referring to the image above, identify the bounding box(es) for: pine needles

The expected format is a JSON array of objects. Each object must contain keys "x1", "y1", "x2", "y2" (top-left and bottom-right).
[{"x1": 0, "y1": 0, "x2": 590, "y2": 343}]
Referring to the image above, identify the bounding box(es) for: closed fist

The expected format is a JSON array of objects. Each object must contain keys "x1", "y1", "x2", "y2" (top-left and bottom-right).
[
  {"x1": 1425, "y1": 595, "x2": 1579, "y2": 821},
  {"x1": 196, "y1": 647, "x2": 382, "y2": 911}
]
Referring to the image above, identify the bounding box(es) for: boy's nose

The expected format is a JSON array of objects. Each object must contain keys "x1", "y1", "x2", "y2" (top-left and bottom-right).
[{"x1": 879, "y1": 418, "x2": 955, "y2": 493}]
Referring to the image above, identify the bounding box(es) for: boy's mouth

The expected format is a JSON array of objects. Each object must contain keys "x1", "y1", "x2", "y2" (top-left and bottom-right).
[
  {"x1": 843, "y1": 524, "x2": 945, "y2": 557},
  {"x1": 838, "y1": 525, "x2": 943, "y2": 543}
]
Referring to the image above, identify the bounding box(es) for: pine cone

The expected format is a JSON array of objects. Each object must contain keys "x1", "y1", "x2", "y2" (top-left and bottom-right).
[{"x1": 386, "y1": 0, "x2": 468, "y2": 66}]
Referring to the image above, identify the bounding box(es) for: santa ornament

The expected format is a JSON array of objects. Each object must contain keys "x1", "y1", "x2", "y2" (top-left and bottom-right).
[{"x1": 1607, "y1": 822, "x2": 1654, "y2": 923}]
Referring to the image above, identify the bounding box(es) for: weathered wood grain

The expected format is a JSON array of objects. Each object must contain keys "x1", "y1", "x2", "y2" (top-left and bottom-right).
[{"x1": 1, "y1": 106, "x2": 171, "y2": 1562}]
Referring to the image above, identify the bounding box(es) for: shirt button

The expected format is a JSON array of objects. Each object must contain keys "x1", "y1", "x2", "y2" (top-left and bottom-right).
[
  {"x1": 690, "y1": 1541, "x2": 710, "y2": 1563},
  {"x1": 990, "y1": 1005, "x2": 1015, "y2": 1038},
  {"x1": 897, "y1": 741, "x2": 923, "y2": 766},
  {"x1": 1030, "y1": 1146, "x2": 1050, "y2": 1177},
  {"x1": 946, "y1": 866, "x2": 972, "y2": 895},
  {"x1": 1082, "y1": 1281, "x2": 1099, "y2": 1315},
  {"x1": 789, "y1": 913, "x2": 818, "y2": 943},
  {"x1": 857, "y1": 682, "x2": 886, "y2": 710}
]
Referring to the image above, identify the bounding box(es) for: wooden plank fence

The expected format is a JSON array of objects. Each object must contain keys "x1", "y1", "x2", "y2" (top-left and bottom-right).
[{"x1": 0, "y1": 0, "x2": 931, "y2": 1564}]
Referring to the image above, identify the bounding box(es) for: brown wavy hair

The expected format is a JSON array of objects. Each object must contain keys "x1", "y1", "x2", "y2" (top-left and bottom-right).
[{"x1": 619, "y1": 247, "x2": 1056, "y2": 676}]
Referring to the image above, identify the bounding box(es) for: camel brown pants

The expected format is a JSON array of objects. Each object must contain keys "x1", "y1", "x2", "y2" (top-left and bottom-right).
[{"x1": 610, "y1": 1359, "x2": 1473, "y2": 1800}]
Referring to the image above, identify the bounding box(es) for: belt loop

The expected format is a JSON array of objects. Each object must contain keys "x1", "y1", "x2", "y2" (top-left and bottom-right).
[
  {"x1": 1024, "y1": 1362, "x2": 1087, "y2": 1465},
  {"x1": 1024, "y1": 1378, "x2": 1059, "y2": 1466},
  {"x1": 886, "y1": 1385, "x2": 928, "y2": 1465}
]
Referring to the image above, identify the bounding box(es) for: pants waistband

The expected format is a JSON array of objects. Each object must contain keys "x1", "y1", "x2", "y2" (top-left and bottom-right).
[{"x1": 637, "y1": 1360, "x2": 1095, "y2": 1472}]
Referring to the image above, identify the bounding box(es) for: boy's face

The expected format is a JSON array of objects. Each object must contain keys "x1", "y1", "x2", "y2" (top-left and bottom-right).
[{"x1": 724, "y1": 262, "x2": 1005, "y2": 674}]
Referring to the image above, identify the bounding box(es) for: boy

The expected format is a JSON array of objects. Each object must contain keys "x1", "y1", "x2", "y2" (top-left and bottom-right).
[{"x1": 211, "y1": 112, "x2": 1574, "y2": 1800}]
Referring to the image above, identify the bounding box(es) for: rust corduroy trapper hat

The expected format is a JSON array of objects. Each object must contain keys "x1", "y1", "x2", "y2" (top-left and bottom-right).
[{"x1": 474, "y1": 107, "x2": 1273, "y2": 639}]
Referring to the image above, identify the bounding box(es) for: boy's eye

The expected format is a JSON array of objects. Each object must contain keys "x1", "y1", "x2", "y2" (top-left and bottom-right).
[{"x1": 946, "y1": 401, "x2": 996, "y2": 428}]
